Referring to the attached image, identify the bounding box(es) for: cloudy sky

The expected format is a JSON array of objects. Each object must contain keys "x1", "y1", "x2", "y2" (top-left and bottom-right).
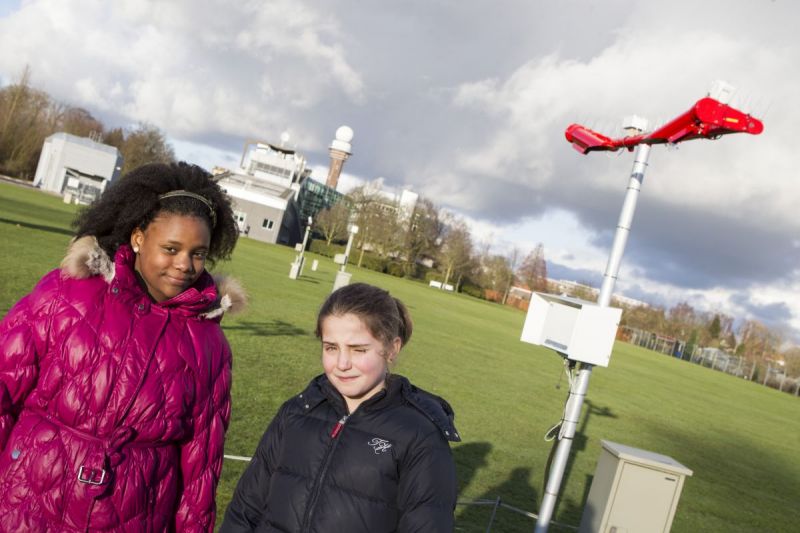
[{"x1": 2, "y1": 0, "x2": 798, "y2": 339}]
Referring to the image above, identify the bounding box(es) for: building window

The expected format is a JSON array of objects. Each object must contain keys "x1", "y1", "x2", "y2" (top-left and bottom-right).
[{"x1": 262, "y1": 218, "x2": 274, "y2": 230}]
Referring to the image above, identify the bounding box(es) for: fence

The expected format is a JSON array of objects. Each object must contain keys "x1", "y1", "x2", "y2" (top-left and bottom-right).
[
  {"x1": 690, "y1": 348, "x2": 755, "y2": 379},
  {"x1": 620, "y1": 327, "x2": 800, "y2": 397},
  {"x1": 619, "y1": 326, "x2": 685, "y2": 357},
  {"x1": 455, "y1": 498, "x2": 578, "y2": 532}
]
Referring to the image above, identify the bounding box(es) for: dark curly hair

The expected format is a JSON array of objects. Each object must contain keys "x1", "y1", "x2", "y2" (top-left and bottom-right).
[{"x1": 73, "y1": 162, "x2": 238, "y2": 264}]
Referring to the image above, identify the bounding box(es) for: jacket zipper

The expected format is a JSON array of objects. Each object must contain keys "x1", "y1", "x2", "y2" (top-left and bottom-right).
[{"x1": 301, "y1": 414, "x2": 349, "y2": 531}]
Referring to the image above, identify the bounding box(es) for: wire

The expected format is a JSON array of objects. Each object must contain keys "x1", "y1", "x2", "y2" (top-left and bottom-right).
[{"x1": 544, "y1": 359, "x2": 576, "y2": 442}]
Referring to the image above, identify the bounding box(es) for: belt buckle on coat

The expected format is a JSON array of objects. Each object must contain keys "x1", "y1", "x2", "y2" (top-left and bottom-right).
[{"x1": 77, "y1": 465, "x2": 108, "y2": 485}]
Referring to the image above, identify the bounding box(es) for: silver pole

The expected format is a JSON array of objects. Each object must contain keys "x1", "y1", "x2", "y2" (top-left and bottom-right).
[
  {"x1": 341, "y1": 231, "x2": 356, "y2": 272},
  {"x1": 298, "y1": 218, "x2": 312, "y2": 276},
  {"x1": 535, "y1": 143, "x2": 651, "y2": 532}
]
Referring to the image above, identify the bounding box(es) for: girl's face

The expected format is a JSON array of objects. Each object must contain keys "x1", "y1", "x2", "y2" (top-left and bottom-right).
[
  {"x1": 321, "y1": 313, "x2": 401, "y2": 414},
  {"x1": 130, "y1": 213, "x2": 211, "y2": 302}
]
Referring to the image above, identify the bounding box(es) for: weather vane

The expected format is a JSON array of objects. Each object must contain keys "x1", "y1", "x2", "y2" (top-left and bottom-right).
[{"x1": 524, "y1": 80, "x2": 764, "y2": 532}]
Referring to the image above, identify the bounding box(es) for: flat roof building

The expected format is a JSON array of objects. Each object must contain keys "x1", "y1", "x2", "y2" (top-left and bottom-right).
[{"x1": 33, "y1": 132, "x2": 123, "y2": 204}]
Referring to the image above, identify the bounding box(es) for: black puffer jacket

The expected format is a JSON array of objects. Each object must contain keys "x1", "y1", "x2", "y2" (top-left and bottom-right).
[{"x1": 221, "y1": 374, "x2": 460, "y2": 532}]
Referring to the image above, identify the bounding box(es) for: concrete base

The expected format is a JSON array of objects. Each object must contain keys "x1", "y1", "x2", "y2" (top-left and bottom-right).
[
  {"x1": 289, "y1": 261, "x2": 301, "y2": 280},
  {"x1": 332, "y1": 271, "x2": 352, "y2": 292}
]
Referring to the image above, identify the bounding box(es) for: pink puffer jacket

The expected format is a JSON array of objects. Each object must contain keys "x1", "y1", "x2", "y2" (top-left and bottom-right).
[{"x1": 0, "y1": 237, "x2": 245, "y2": 532}]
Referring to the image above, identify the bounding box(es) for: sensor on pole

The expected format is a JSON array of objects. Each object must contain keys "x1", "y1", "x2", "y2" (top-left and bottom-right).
[{"x1": 529, "y1": 82, "x2": 763, "y2": 533}]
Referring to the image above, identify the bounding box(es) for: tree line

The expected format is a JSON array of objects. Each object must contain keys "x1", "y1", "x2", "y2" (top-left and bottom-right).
[
  {"x1": 619, "y1": 300, "x2": 799, "y2": 379},
  {"x1": 4, "y1": 69, "x2": 795, "y2": 380},
  {"x1": 314, "y1": 183, "x2": 799, "y2": 379},
  {"x1": 0, "y1": 67, "x2": 174, "y2": 180},
  {"x1": 311, "y1": 180, "x2": 549, "y2": 302}
]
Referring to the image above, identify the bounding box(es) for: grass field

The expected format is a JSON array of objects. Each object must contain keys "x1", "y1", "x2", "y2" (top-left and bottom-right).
[{"x1": 2, "y1": 181, "x2": 799, "y2": 532}]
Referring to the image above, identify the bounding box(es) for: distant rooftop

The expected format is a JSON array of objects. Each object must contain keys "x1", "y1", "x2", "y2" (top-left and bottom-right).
[{"x1": 48, "y1": 132, "x2": 120, "y2": 156}]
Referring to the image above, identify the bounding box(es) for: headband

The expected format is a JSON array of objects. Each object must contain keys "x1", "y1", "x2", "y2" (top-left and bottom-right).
[{"x1": 158, "y1": 190, "x2": 217, "y2": 227}]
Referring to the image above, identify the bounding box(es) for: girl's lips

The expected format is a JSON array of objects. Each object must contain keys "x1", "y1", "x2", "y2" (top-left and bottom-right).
[{"x1": 336, "y1": 375, "x2": 359, "y2": 381}]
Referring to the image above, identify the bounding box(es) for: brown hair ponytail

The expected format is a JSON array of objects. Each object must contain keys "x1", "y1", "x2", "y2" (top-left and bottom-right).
[{"x1": 316, "y1": 283, "x2": 413, "y2": 350}]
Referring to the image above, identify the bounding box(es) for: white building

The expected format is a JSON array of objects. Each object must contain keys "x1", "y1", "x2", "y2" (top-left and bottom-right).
[
  {"x1": 215, "y1": 139, "x2": 311, "y2": 245},
  {"x1": 33, "y1": 132, "x2": 123, "y2": 204},
  {"x1": 551, "y1": 279, "x2": 649, "y2": 307},
  {"x1": 364, "y1": 184, "x2": 419, "y2": 227}
]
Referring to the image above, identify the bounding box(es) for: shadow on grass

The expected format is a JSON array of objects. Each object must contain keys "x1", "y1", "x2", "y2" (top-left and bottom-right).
[
  {"x1": 452, "y1": 441, "x2": 540, "y2": 532},
  {"x1": 451, "y1": 400, "x2": 616, "y2": 532},
  {"x1": 456, "y1": 466, "x2": 539, "y2": 533},
  {"x1": 223, "y1": 319, "x2": 307, "y2": 337},
  {"x1": 549, "y1": 398, "x2": 617, "y2": 525},
  {"x1": 0, "y1": 216, "x2": 73, "y2": 236},
  {"x1": 454, "y1": 441, "x2": 492, "y2": 495}
]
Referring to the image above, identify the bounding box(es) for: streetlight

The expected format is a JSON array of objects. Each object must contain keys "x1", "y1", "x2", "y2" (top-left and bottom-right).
[
  {"x1": 299, "y1": 216, "x2": 313, "y2": 276},
  {"x1": 289, "y1": 216, "x2": 313, "y2": 280},
  {"x1": 332, "y1": 224, "x2": 359, "y2": 291},
  {"x1": 342, "y1": 224, "x2": 359, "y2": 272}
]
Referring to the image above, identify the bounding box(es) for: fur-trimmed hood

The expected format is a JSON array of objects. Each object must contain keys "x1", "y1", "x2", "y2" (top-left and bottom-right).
[{"x1": 60, "y1": 236, "x2": 247, "y2": 317}]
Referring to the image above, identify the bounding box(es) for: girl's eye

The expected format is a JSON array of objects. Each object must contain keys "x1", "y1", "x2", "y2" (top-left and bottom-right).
[
  {"x1": 324, "y1": 345, "x2": 337, "y2": 352},
  {"x1": 193, "y1": 251, "x2": 207, "y2": 259},
  {"x1": 163, "y1": 247, "x2": 177, "y2": 254},
  {"x1": 354, "y1": 348, "x2": 367, "y2": 354}
]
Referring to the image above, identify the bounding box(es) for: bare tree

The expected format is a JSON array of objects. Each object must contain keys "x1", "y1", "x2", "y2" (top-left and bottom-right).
[
  {"x1": 0, "y1": 66, "x2": 58, "y2": 179},
  {"x1": 102, "y1": 127, "x2": 125, "y2": 150},
  {"x1": 121, "y1": 122, "x2": 176, "y2": 173},
  {"x1": 314, "y1": 201, "x2": 350, "y2": 245},
  {"x1": 664, "y1": 301, "x2": 696, "y2": 340},
  {"x1": 348, "y1": 182, "x2": 403, "y2": 260},
  {"x1": 479, "y1": 253, "x2": 512, "y2": 294},
  {"x1": 401, "y1": 197, "x2": 443, "y2": 276},
  {"x1": 437, "y1": 216, "x2": 473, "y2": 290},
  {"x1": 502, "y1": 247, "x2": 521, "y2": 304},
  {"x1": 737, "y1": 319, "x2": 781, "y2": 362},
  {"x1": 59, "y1": 107, "x2": 104, "y2": 139},
  {"x1": 518, "y1": 244, "x2": 548, "y2": 292},
  {"x1": 783, "y1": 347, "x2": 800, "y2": 378},
  {"x1": 0, "y1": 65, "x2": 33, "y2": 148}
]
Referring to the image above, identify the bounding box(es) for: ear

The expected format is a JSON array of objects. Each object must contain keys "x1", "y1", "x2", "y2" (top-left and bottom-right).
[
  {"x1": 388, "y1": 337, "x2": 402, "y2": 363},
  {"x1": 130, "y1": 227, "x2": 144, "y2": 251}
]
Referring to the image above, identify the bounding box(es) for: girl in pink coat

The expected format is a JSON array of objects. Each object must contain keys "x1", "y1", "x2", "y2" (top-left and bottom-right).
[{"x1": 0, "y1": 162, "x2": 245, "y2": 532}]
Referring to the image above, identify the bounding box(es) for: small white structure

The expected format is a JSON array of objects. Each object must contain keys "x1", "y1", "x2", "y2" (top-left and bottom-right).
[
  {"x1": 33, "y1": 133, "x2": 122, "y2": 204},
  {"x1": 520, "y1": 293, "x2": 622, "y2": 367},
  {"x1": 580, "y1": 440, "x2": 693, "y2": 533}
]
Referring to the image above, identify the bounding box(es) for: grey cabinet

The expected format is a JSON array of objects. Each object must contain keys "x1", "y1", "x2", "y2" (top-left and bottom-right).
[{"x1": 579, "y1": 440, "x2": 693, "y2": 533}]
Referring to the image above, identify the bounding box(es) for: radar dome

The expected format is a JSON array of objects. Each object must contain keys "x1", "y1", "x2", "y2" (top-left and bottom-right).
[{"x1": 335, "y1": 126, "x2": 354, "y2": 143}]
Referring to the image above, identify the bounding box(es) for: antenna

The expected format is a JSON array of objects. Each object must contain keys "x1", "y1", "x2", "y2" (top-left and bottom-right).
[{"x1": 531, "y1": 81, "x2": 764, "y2": 533}]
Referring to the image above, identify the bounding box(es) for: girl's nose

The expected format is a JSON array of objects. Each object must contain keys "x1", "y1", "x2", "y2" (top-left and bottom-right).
[
  {"x1": 337, "y1": 351, "x2": 351, "y2": 370},
  {"x1": 175, "y1": 253, "x2": 194, "y2": 273}
]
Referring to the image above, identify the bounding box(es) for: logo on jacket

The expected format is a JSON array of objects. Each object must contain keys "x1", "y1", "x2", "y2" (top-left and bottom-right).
[{"x1": 367, "y1": 437, "x2": 392, "y2": 454}]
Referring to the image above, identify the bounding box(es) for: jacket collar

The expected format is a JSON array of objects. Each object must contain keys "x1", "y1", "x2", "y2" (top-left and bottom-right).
[
  {"x1": 300, "y1": 374, "x2": 461, "y2": 442},
  {"x1": 60, "y1": 235, "x2": 247, "y2": 318}
]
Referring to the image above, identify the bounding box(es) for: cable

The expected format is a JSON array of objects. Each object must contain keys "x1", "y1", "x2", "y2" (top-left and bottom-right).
[{"x1": 544, "y1": 359, "x2": 576, "y2": 442}]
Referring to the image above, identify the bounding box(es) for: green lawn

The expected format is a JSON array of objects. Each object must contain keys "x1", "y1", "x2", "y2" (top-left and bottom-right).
[{"x1": 1, "y1": 182, "x2": 799, "y2": 532}]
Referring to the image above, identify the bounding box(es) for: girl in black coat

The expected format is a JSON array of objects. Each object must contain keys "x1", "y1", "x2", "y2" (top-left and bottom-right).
[{"x1": 222, "y1": 283, "x2": 459, "y2": 532}]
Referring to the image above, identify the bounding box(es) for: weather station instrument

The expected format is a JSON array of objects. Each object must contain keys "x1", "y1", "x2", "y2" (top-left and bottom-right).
[{"x1": 522, "y1": 81, "x2": 764, "y2": 532}]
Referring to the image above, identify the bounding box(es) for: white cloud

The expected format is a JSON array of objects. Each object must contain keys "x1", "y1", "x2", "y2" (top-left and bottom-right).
[
  {"x1": 2, "y1": 0, "x2": 800, "y2": 337},
  {"x1": 446, "y1": 28, "x2": 796, "y2": 228},
  {"x1": 170, "y1": 139, "x2": 240, "y2": 171},
  {"x1": 0, "y1": 0, "x2": 364, "y2": 144}
]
